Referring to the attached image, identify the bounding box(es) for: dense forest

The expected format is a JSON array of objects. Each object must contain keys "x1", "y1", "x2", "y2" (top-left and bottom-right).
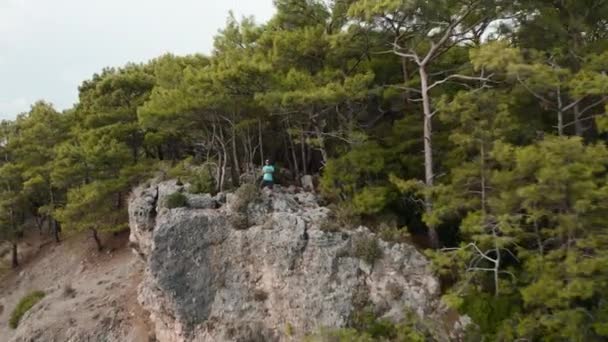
[{"x1": 1, "y1": 0, "x2": 608, "y2": 340}]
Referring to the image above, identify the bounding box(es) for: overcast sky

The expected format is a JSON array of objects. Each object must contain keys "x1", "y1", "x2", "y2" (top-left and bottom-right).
[{"x1": 0, "y1": 0, "x2": 275, "y2": 119}]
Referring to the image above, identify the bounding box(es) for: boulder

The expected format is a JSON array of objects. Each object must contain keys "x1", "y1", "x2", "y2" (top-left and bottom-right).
[{"x1": 129, "y1": 180, "x2": 464, "y2": 341}]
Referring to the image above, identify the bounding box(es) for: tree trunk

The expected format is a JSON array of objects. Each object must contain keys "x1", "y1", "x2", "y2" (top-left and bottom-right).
[
  {"x1": 11, "y1": 242, "x2": 18, "y2": 268},
  {"x1": 402, "y1": 57, "x2": 411, "y2": 106},
  {"x1": 574, "y1": 103, "x2": 583, "y2": 136},
  {"x1": 157, "y1": 145, "x2": 164, "y2": 161},
  {"x1": 35, "y1": 215, "x2": 44, "y2": 235},
  {"x1": 287, "y1": 133, "x2": 300, "y2": 180},
  {"x1": 313, "y1": 124, "x2": 328, "y2": 166},
  {"x1": 258, "y1": 120, "x2": 264, "y2": 165},
  {"x1": 53, "y1": 220, "x2": 61, "y2": 243},
  {"x1": 91, "y1": 228, "x2": 103, "y2": 251},
  {"x1": 230, "y1": 128, "x2": 240, "y2": 188},
  {"x1": 300, "y1": 131, "x2": 308, "y2": 175},
  {"x1": 557, "y1": 87, "x2": 564, "y2": 136},
  {"x1": 419, "y1": 66, "x2": 439, "y2": 249}
]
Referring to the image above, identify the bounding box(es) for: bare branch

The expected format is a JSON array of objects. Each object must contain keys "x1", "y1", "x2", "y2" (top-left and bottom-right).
[
  {"x1": 391, "y1": 42, "x2": 422, "y2": 64},
  {"x1": 429, "y1": 73, "x2": 494, "y2": 90},
  {"x1": 562, "y1": 97, "x2": 585, "y2": 112},
  {"x1": 422, "y1": 0, "x2": 483, "y2": 65},
  {"x1": 516, "y1": 74, "x2": 551, "y2": 104},
  {"x1": 563, "y1": 112, "x2": 607, "y2": 129},
  {"x1": 579, "y1": 96, "x2": 608, "y2": 116}
]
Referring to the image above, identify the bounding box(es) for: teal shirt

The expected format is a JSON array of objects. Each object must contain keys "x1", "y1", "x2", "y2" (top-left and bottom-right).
[{"x1": 263, "y1": 165, "x2": 274, "y2": 181}]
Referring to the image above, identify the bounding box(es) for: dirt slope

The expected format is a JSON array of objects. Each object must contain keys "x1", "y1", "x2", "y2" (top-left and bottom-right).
[{"x1": 0, "y1": 231, "x2": 151, "y2": 342}]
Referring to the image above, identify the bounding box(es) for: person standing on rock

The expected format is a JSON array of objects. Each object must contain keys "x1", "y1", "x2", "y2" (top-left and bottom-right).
[{"x1": 261, "y1": 159, "x2": 275, "y2": 189}]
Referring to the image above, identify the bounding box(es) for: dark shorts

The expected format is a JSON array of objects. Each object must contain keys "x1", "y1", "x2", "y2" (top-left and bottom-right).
[{"x1": 261, "y1": 180, "x2": 274, "y2": 189}]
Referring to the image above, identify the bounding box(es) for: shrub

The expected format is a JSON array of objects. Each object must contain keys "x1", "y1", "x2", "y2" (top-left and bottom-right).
[
  {"x1": 307, "y1": 312, "x2": 428, "y2": 342},
  {"x1": 166, "y1": 158, "x2": 217, "y2": 194},
  {"x1": 321, "y1": 204, "x2": 361, "y2": 232},
  {"x1": 352, "y1": 186, "x2": 394, "y2": 215},
  {"x1": 187, "y1": 165, "x2": 216, "y2": 194},
  {"x1": 165, "y1": 192, "x2": 188, "y2": 209},
  {"x1": 353, "y1": 236, "x2": 382, "y2": 265},
  {"x1": 232, "y1": 183, "x2": 259, "y2": 213},
  {"x1": 379, "y1": 225, "x2": 411, "y2": 244},
  {"x1": 461, "y1": 293, "x2": 522, "y2": 338},
  {"x1": 10, "y1": 291, "x2": 45, "y2": 329},
  {"x1": 285, "y1": 322, "x2": 294, "y2": 337},
  {"x1": 228, "y1": 183, "x2": 259, "y2": 230}
]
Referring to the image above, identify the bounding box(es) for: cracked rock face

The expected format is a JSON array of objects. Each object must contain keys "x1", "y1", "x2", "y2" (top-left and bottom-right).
[{"x1": 129, "y1": 180, "x2": 460, "y2": 342}]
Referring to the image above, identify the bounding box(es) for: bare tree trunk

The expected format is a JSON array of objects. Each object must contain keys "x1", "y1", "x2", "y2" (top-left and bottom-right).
[
  {"x1": 557, "y1": 87, "x2": 564, "y2": 136},
  {"x1": 217, "y1": 153, "x2": 226, "y2": 192},
  {"x1": 11, "y1": 242, "x2": 18, "y2": 268},
  {"x1": 258, "y1": 120, "x2": 264, "y2": 165},
  {"x1": 419, "y1": 66, "x2": 439, "y2": 249},
  {"x1": 300, "y1": 131, "x2": 308, "y2": 175},
  {"x1": 574, "y1": 103, "x2": 583, "y2": 136},
  {"x1": 35, "y1": 216, "x2": 44, "y2": 235},
  {"x1": 402, "y1": 57, "x2": 410, "y2": 106},
  {"x1": 217, "y1": 127, "x2": 229, "y2": 191},
  {"x1": 287, "y1": 132, "x2": 300, "y2": 179},
  {"x1": 313, "y1": 124, "x2": 328, "y2": 166},
  {"x1": 157, "y1": 145, "x2": 164, "y2": 160},
  {"x1": 241, "y1": 130, "x2": 250, "y2": 176},
  {"x1": 91, "y1": 228, "x2": 103, "y2": 251},
  {"x1": 230, "y1": 128, "x2": 240, "y2": 187},
  {"x1": 53, "y1": 220, "x2": 61, "y2": 243}
]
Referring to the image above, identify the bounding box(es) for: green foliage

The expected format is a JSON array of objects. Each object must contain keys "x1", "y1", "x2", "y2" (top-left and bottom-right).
[
  {"x1": 165, "y1": 192, "x2": 188, "y2": 209},
  {"x1": 168, "y1": 159, "x2": 217, "y2": 194},
  {"x1": 229, "y1": 183, "x2": 259, "y2": 230},
  {"x1": 353, "y1": 235, "x2": 382, "y2": 265},
  {"x1": 188, "y1": 168, "x2": 216, "y2": 195},
  {"x1": 1, "y1": 1, "x2": 607, "y2": 340},
  {"x1": 378, "y1": 225, "x2": 410, "y2": 244},
  {"x1": 232, "y1": 183, "x2": 259, "y2": 213},
  {"x1": 307, "y1": 307, "x2": 429, "y2": 342},
  {"x1": 352, "y1": 186, "x2": 393, "y2": 215},
  {"x1": 321, "y1": 203, "x2": 361, "y2": 232},
  {"x1": 285, "y1": 322, "x2": 294, "y2": 337},
  {"x1": 461, "y1": 293, "x2": 521, "y2": 338},
  {"x1": 9, "y1": 291, "x2": 45, "y2": 329}
]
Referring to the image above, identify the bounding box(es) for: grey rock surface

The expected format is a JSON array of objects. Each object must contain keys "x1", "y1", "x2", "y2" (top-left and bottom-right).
[{"x1": 129, "y1": 181, "x2": 463, "y2": 342}]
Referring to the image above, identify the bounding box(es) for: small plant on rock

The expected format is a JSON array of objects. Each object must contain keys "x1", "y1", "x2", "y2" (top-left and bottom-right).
[
  {"x1": 10, "y1": 291, "x2": 45, "y2": 329},
  {"x1": 232, "y1": 183, "x2": 259, "y2": 212},
  {"x1": 353, "y1": 235, "x2": 382, "y2": 265},
  {"x1": 188, "y1": 164, "x2": 217, "y2": 194},
  {"x1": 285, "y1": 322, "x2": 294, "y2": 337},
  {"x1": 321, "y1": 204, "x2": 361, "y2": 232},
  {"x1": 165, "y1": 192, "x2": 188, "y2": 209},
  {"x1": 379, "y1": 225, "x2": 410, "y2": 244},
  {"x1": 229, "y1": 183, "x2": 259, "y2": 229}
]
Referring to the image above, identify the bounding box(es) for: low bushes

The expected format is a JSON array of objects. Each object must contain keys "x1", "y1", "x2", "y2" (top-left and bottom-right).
[
  {"x1": 165, "y1": 192, "x2": 188, "y2": 209},
  {"x1": 353, "y1": 236, "x2": 382, "y2": 265},
  {"x1": 9, "y1": 291, "x2": 45, "y2": 329}
]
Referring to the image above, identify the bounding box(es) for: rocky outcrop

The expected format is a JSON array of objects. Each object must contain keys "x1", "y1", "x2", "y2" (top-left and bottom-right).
[{"x1": 129, "y1": 180, "x2": 463, "y2": 341}]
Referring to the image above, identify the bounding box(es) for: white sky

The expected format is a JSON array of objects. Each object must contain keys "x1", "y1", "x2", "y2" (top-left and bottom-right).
[{"x1": 0, "y1": 0, "x2": 275, "y2": 119}]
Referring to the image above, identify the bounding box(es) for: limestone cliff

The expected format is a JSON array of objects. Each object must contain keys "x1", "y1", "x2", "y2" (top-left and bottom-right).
[{"x1": 129, "y1": 180, "x2": 466, "y2": 341}]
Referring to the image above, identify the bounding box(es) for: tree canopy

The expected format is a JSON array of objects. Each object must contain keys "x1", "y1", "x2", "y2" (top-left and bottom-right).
[{"x1": 1, "y1": 0, "x2": 607, "y2": 339}]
